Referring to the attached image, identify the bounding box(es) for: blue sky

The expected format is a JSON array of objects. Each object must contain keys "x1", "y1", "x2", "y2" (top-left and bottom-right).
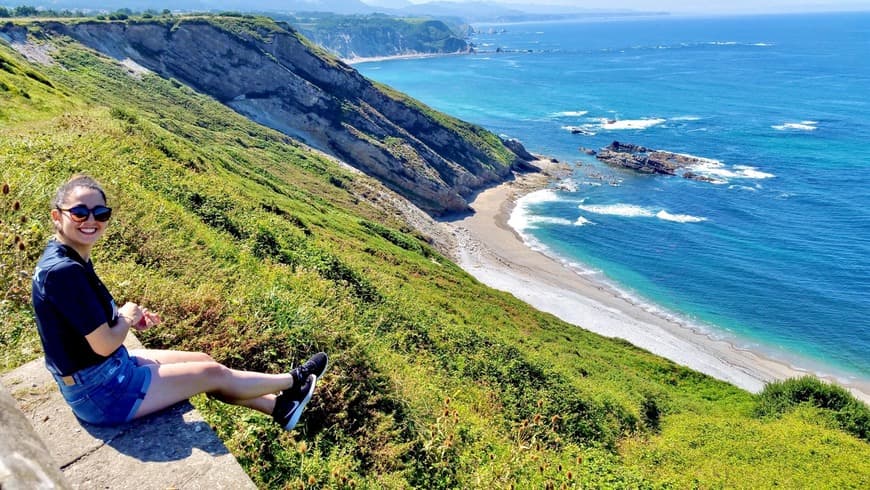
[{"x1": 399, "y1": 0, "x2": 870, "y2": 15}]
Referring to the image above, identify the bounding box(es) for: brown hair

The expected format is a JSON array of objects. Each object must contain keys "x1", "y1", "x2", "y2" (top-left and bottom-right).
[{"x1": 52, "y1": 175, "x2": 107, "y2": 209}]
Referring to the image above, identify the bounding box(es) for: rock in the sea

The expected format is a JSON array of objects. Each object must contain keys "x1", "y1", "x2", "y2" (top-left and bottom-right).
[
  {"x1": 579, "y1": 147, "x2": 597, "y2": 156},
  {"x1": 596, "y1": 141, "x2": 717, "y2": 182},
  {"x1": 595, "y1": 141, "x2": 676, "y2": 175},
  {"x1": 682, "y1": 171, "x2": 717, "y2": 183}
]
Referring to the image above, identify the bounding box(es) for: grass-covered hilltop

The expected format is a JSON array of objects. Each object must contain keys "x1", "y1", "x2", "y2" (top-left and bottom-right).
[{"x1": 2, "y1": 14, "x2": 869, "y2": 489}]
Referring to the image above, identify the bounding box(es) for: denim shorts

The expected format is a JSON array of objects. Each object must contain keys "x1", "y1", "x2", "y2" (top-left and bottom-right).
[{"x1": 51, "y1": 346, "x2": 152, "y2": 426}]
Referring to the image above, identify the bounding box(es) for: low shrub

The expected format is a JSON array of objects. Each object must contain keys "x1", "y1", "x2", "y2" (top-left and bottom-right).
[{"x1": 756, "y1": 376, "x2": 869, "y2": 441}]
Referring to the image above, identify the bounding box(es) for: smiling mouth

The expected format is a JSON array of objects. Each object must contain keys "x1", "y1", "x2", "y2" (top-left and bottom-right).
[{"x1": 79, "y1": 227, "x2": 98, "y2": 235}]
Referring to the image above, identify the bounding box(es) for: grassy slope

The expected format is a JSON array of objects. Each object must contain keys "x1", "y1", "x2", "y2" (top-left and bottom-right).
[{"x1": 1, "y1": 29, "x2": 868, "y2": 489}]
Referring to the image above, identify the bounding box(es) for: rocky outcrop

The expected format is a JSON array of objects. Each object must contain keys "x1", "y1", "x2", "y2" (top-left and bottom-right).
[
  {"x1": 595, "y1": 141, "x2": 716, "y2": 182},
  {"x1": 501, "y1": 137, "x2": 535, "y2": 162},
  {"x1": 33, "y1": 18, "x2": 524, "y2": 215}
]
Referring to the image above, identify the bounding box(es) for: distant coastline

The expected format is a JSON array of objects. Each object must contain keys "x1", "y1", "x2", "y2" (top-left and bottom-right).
[{"x1": 443, "y1": 159, "x2": 870, "y2": 405}]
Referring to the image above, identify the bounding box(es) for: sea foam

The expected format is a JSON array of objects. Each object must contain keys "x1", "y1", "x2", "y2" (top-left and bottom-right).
[
  {"x1": 509, "y1": 189, "x2": 563, "y2": 233},
  {"x1": 574, "y1": 215, "x2": 592, "y2": 226},
  {"x1": 656, "y1": 210, "x2": 707, "y2": 223},
  {"x1": 600, "y1": 118, "x2": 666, "y2": 130},
  {"x1": 733, "y1": 165, "x2": 775, "y2": 179},
  {"x1": 579, "y1": 203, "x2": 706, "y2": 223},
  {"x1": 773, "y1": 120, "x2": 818, "y2": 131},
  {"x1": 578, "y1": 203, "x2": 655, "y2": 217},
  {"x1": 552, "y1": 110, "x2": 589, "y2": 117},
  {"x1": 686, "y1": 158, "x2": 775, "y2": 182}
]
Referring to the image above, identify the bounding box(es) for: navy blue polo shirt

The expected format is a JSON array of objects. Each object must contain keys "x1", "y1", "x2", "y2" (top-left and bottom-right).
[{"x1": 31, "y1": 240, "x2": 119, "y2": 376}]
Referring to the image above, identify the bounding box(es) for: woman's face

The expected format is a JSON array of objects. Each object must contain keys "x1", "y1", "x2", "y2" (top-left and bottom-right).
[{"x1": 51, "y1": 186, "x2": 109, "y2": 256}]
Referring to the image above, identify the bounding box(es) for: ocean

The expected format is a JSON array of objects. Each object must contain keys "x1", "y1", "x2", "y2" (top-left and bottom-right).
[{"x1": 355, "y1": 12, "x2": 870, "y2": 384}]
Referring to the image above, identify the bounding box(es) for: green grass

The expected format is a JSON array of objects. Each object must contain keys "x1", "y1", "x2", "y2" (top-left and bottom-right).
[{"x1": 1, "y1": 22, "x2": 868, "y2": 489}]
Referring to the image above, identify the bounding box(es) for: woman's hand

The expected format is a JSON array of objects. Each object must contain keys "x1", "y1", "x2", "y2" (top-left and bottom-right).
[
  {"x1": 118, "y1": 302, "x2": 143, "y2": 328},
  {"x1": 135, "y1": 308, "x2": 162, "y2": 331},
  {"x1": 86, "y1": 302, "x2": 163, "y2": 355},
  {"x1": 118, "y1": 302, "x2": 162, "y2": 331}
]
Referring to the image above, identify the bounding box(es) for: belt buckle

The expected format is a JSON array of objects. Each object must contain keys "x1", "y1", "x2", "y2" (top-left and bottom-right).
[{"x1": 61, "y1": 375, "x2": 76, "y2": 386}]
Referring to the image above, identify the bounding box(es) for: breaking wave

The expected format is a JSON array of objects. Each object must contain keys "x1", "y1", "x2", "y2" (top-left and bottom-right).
[
  {"x1": 600, "y1": 118, "x2": 666, "y2": 130},
  {"x1": 656, "y1": 210, "x2": 707, "y2": 223},
  {"x1": 578, "y1": 203, "x2": 706, "y2": 223},
  {"x1": 574, "y1": 215, "x2": 592, "y2": 226},
  {"x1": 686, "y1": 158, "x2": 775, "y2": 182},
  {"x1": 772, "y1": 120, "x2": 818, "y2": 131}
]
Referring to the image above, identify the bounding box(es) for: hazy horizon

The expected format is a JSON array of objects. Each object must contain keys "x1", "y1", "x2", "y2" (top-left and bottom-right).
[{"x1": 392, "y1": 0, "x2": 870, "y2": 15}]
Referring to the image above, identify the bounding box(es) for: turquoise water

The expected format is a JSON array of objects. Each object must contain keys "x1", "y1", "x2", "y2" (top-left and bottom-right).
[{"x1": 356, "y1": 12, "x2": 870, "y2": 382}]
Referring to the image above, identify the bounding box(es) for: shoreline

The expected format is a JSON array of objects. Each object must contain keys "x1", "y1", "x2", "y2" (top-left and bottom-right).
[
  {"x1": 443, "y1": 159, "x2": 870, "y2": 404},
  {"x1": 342, "y1": 51, "x2": 469, "y2": 65}
]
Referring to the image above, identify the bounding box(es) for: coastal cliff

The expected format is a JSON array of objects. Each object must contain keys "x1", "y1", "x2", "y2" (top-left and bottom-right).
[
  {"x1": 282, "y1": 14, "x2": 470, "y2": 59},
  {"x1": 33, "y1": 17, "x2": 524, "y2": 215}
]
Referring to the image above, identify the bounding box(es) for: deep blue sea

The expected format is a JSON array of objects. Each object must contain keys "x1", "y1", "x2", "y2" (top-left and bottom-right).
[{"x1": 356, "y1": 12, "x2": 870, "y2": 383}]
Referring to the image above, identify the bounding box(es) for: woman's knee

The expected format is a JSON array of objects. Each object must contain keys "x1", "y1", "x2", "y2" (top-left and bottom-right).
[
  {"x1": 200, "y1": 362, "x2": 232, "y2": 383},
  {"x1": 190, "y1": 351, "x2": 215, "y2": 363}
]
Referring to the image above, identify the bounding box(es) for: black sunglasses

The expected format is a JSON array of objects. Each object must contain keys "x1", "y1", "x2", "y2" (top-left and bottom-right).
[{"x1": 58, "y1": 204, "x2": 113, "y2": 223}]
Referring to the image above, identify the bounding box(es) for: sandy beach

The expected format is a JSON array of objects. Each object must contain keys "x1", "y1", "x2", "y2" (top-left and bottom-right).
[
  {"x1": 342, "y1": 51, "x2": 467, "y2": 65},
  {"x1": 444, "y1": 160, "x2": 870, "y2": 404}
]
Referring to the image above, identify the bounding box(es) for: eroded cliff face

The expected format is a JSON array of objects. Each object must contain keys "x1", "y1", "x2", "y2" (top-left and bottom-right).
[{"x1": 39, "y1": 18, "x2": 527, "y2": 215}]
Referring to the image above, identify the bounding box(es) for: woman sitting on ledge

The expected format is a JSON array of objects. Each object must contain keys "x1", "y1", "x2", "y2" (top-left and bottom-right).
[{"x1": 31, "y1": 174, "x2": 327, "y2": 430}]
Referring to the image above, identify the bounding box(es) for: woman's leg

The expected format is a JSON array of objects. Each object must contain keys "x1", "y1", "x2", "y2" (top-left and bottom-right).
[
  {"x1": 129, "y1": 348, "x2": 213, "y2": 366},
  {"x1": 133, "y1": 361, "x2": 289, "y2": 418}
]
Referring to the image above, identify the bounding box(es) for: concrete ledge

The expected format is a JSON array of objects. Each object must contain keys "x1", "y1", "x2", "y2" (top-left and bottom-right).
[
  {"x1": 0, "y1": 337, "x2": 256, "y2": 490},
  {"x1": 0, "y1": 382, "x2": 69, "y2": 489}
]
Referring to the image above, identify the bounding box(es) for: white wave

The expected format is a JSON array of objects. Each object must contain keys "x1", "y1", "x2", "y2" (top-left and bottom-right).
[
  {"x1": 578, "y1": 203, "x2": 655, "y2": 217},
  {"x1": 773, "y1": 120, "x2": 818, "y2": 131},
  {"x1": 685, "y1": 158, "x2": 773, "y2": 182},
  {"x1": 529, "y1": 216, "x2": 574, "y2": 226},
  {"x1": 675, "y1": 152, "x2": 723, "y2": 166},
  {"x1": 600, "y1": 118, "x2": 666, "y2": 130},
  {"x1": 508, "y1": 189, "x2": 563, "y2": 233},
  {"x1": 752, "y1": 42, "x2": 774, "y2": 47},
  {"x1": 728, "y1": 185, "x2": 758, "y2": 192},
  {"x1": 670, "y1": 115, "x2": 702, "y2": 121},
  {"x1": 733, "y1": 165, "x2": 775, "y2": 179},
  {"x1": 552, "y1": 110, "x2": 589, "y2": 117},
  {"x1": 555, "y1": 180, "x2": 578, "y2": 192},
  {"x1": 579, "y1": 203, "x2": 707, "y2": 223},
  {"x1": 574, "y1": 215, "x2": 592, "y2": 226},
  {"x1": 656, "y1": 210, "x2": 706, "y2": 223},
  {"x1": 519, "y1": 188, "x2": 561, "y2": 205}
]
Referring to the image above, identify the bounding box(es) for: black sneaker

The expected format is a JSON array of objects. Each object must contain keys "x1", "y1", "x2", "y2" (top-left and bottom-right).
[
  {"x1": 272, "y1": 374, "x2": 316, "y2": 431},
  {"x1": 290, "y1": 352, "x2": 328, "y2": 390}
]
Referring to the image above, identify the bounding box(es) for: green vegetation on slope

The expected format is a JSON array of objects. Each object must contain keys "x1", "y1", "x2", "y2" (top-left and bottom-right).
[{"x1": 1, "y1": 30, "x2": 868, "y2": 489}]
